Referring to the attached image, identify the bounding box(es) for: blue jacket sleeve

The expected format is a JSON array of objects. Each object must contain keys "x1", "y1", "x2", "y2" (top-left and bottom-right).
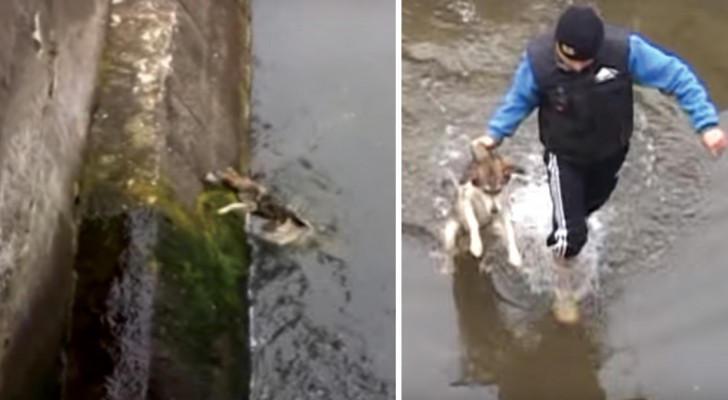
[
  {"x1": 628, "y1": 34, "x2": 719, "y2": 133},
  {"x1": 486, "y1": 53, "x2": 539, "y2": 140}
]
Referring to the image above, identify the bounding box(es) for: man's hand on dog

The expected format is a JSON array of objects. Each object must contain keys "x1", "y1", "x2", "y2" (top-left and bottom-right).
[
  {"x1": 701, "y1": 127, "x2": 728, "y2": 157},
  {"x1": 471, "y1": 134, "x2": 502, "y2": 151}
]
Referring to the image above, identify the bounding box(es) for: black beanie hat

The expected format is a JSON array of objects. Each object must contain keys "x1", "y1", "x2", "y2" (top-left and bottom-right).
[{"x1": 555, "y1": 5, "x2": 604, "y2": 60}]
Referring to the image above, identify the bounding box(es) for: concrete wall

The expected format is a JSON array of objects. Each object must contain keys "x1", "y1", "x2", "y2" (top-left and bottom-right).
[
  {"x1": 0, "y1": 1, "x2": 109, "y2": 398},
  {"x1": 0, "y1": 0, "x2": 252, "y2": 397},
  {"x1": 65, "y1": 0, "x2": 252, "y2": 399}
]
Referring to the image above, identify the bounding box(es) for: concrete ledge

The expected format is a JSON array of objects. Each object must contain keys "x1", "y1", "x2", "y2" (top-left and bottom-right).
[{"x1": 64, "y1": 0, "x2": 252, "y2": 398}]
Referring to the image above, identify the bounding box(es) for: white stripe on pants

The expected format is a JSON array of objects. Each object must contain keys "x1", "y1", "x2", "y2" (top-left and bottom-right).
[{"x1": 548, "y1": 153, "x2": 568, "y2": 257}]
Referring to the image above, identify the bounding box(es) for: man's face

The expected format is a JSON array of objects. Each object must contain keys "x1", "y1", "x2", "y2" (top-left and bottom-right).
[{"x1": 555, "y1": 43, "x2": 594, "y2": 72}]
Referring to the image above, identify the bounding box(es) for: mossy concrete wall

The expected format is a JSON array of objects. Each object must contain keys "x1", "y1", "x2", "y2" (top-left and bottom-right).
[
  {"x1": 65, "y1": 0, "x2": 252, "y2": 399},
  {"x1": 0, "y1": 1, "x2": 109, "y2": 398},
  {"x1": 0, "y1": 0, "x2": 252, "y2": 398}
]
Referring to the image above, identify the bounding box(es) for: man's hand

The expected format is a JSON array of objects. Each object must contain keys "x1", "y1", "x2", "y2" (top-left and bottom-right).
[
  {"x1": 701, "y1": 127, "x2": 728, "y2": 157},
  {"x1": 471, "y1": 134, "x2": 502, "y2": 152}
]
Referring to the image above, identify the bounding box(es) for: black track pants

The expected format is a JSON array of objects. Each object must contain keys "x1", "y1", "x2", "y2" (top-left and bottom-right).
[{"x1": 543, "y1": 149, "x2": 627, "y2": 258}]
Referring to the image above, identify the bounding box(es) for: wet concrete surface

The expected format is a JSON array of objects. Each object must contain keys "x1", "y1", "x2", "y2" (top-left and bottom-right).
[
  {"x1": 403, "y1": 0, "x2": 728, "y2": 399},
  {"x1": 0, "y1": 0, "x2": 109, "y2": 397},
  {"x1": 248, "y1": 0, "x2": 395, "y2": 399}
]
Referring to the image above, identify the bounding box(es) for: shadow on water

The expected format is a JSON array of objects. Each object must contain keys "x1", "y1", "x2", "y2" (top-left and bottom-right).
[
  {"x1": 403, "y1": 230, "x2": 649, "y2": 400},
  {"x1": 64, "y1": 209, "x2": 158, "y2": 400},
  {"x1": 451, "y1": 254, "x2": 606, "y2": 400}
]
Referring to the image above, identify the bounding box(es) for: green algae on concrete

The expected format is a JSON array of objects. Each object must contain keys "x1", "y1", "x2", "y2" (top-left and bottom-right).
[
  {"x1": 151, "y1": 187, "x2": 250, "y2": 400},
  {"x1": 64, "y1": 0, "x2": 253, "y2": 397},
  {"x1": 66, "y1": 181, "x2": 250, "y2": 400}
]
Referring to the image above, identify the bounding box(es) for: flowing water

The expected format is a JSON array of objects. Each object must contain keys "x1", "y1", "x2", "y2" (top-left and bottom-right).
[
  {"x1": 248, "y1": 1, "x2": 396, "y2": 399},
  {"x1": 403, "y1": 0, "x2": 728, "y2": 399}
]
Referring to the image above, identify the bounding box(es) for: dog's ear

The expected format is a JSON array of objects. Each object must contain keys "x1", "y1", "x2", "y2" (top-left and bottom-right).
[
  {"x1": 465, "y1": 164, "x2": 481, "y2": 186},
  {"x1": 501, "y1": 160, "x2": 526, "y2": 180}
]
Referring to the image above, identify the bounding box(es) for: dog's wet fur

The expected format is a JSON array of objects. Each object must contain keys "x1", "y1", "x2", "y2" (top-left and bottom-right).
[
  {"x1": 206, "y1": 167, "x2": 313, "y2": 245},
  {"x1": 442, "y1": 145, "x2": 524, "y2": 273}
]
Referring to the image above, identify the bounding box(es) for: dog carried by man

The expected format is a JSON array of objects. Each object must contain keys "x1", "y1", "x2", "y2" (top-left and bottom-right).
[{"x1": 441, "y1": 143, "x2": 524, "y2": 273}]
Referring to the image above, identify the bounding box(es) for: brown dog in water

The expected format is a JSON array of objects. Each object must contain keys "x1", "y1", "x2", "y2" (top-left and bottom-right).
[
  {"x1": 206, "y1": 167, "x2": 313, "y2": 245},
  {"x1": 442, "y1": 144, "x2": 524, "y2": 272}
]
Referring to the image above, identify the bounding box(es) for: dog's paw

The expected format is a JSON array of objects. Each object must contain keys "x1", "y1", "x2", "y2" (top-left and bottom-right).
[
  {"x1": 217, "y1": 201, "x2": 256, "y2": 215},
  {"x1": 439, "y1": 261, "x2": 455, "y2": 275},
  {"x1": 508, "y1": 251, "x2": 523, "y2": 268},
  {"x1": 442, "y1": 220, "x2": 460, "y2": 252},
  {"x1": 469, "y1": 238, "x2": 483, "y2": 258}
]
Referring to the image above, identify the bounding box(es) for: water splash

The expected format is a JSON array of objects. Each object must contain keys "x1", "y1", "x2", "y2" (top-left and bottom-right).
[
  {"x1": 446, "y1": 0, "x2": 478, "y2": 24},
  {"x1": 508, "y1": 180, "x2": 609, "y2": 302}
]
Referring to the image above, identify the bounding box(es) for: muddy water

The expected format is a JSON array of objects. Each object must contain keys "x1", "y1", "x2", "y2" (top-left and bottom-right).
[
  {"x1": 403, "y1": 0, "x2": 728, "y2": 399},
  {"x1": 249, "y1": 0, "x2": 395, "y2": 399}
]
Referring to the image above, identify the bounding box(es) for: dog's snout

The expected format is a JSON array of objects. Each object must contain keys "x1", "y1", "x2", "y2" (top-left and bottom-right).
[{"x1": 490, "y1": 205, "x2": 500, "y2": 215}]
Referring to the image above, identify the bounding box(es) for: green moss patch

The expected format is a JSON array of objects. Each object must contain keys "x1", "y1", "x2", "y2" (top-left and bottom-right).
[
  {"x1": 66, "y1": 182, "x2": 249, "y2": 399},
  {"x1": 152, "y1": 188, "x2": 249, "y2": 399}
]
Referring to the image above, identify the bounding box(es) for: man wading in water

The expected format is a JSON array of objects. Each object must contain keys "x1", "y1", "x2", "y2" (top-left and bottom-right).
[{"x1": 473, "y1": 5, "x2": 727, "y2": 323}]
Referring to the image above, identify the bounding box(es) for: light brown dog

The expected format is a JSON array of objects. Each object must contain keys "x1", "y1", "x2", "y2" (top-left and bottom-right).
[
  {"x1": 206, "y1": 167, "x2": 313, "y2": 245},
  {"x1": 442, "y1": 145, "x2": 523, "y2": 271}
]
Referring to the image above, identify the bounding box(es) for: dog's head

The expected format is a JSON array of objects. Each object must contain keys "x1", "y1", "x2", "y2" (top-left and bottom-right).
[
  {"x1": 466, "y1": 148, "x2": 520, "y2": 194},
  {"x1": 216, "y1": 167, "x2": 268, "y2": 200},
  {"x1": 464, "y1": 147, "x2": 523, "y2": 215}
]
